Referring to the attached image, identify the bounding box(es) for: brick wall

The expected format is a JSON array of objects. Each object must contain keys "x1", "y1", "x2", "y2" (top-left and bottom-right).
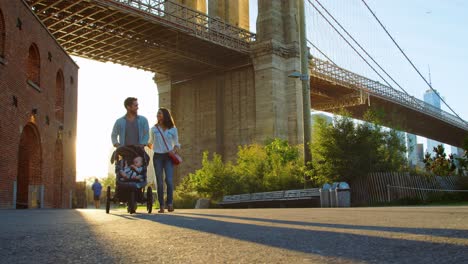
[{"x1": 0, "y1": 0, "x2": 78, "y2": 208}]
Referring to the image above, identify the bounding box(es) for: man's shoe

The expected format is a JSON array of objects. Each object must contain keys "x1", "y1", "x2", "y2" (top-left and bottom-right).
[
  {"x1": 158, "y1": 207, "x2": 165, "y2": 213},
  {"x1": 167, "y1": 204, "x2": 174, "y2": 212}
]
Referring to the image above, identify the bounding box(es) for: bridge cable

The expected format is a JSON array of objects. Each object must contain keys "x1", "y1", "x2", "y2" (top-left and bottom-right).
[
  {"x1": 306, "y1": 39, "x2": 338, "y2": 66},
  {"x1": 312, "y1": 0, "x2": 410, "y2": 96},
  {"x1": 306, "y1": 0, "x2": 398, "y2": 93},
  {"x1": 360, "y1": 0, "x2": 467, "y2": 124}
]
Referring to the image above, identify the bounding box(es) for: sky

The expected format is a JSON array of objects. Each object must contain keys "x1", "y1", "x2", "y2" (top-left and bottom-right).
[
  {"x1": 75, "y1": 0, "x2": 467, "y2": 181},
  {"x1": 305, "y1": 0, "x2": 468, "y2": 120},
  {"x1": 75, "y1": 57, "x2": 157, "y2": 181}
]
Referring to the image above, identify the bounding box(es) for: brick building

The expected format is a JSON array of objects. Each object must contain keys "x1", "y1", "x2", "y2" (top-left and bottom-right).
[{"x1": 0, "y1": 0, "x2": 78, "y2": 208}]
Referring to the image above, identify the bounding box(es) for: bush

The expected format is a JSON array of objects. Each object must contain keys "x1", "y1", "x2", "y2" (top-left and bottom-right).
[
  {"x1": 173, "y1": 190, "x2": 199, "y2": 209},
  {"x1": 310, "y1": 110, "x2": 407, "y2": 185},
  {"x1": 181, "y1": 139, "x2": 306, "y2": 200}
]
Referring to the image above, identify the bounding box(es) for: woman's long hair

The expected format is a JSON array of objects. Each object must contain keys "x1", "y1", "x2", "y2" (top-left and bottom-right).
[{"x1": 158, "y1": 107, "x2": 175, "y2": 129}]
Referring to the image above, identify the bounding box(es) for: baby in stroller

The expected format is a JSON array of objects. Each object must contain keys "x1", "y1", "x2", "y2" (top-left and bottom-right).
[
  {"x1": 112, "y1": 145, "x2": 150, "y2": 189},
  {"x1": 107, "y1": 145, "x2": 154, "y2": 214},
  {"x1": 119, "y1": 156, "x2": 145, "y2": 183}
]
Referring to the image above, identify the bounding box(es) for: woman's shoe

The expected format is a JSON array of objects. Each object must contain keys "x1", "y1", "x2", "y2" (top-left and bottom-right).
[
  {"x1": 158, "y1": 207, "x2": 165, "y2": 213},
  {"x1": 167, "y1": 204, "x2": 174, "y2": 212}
]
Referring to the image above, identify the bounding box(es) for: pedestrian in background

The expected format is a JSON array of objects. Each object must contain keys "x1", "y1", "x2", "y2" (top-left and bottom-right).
[{"x1": 91, "y1": 178, "x2": 102, "y2": 209}]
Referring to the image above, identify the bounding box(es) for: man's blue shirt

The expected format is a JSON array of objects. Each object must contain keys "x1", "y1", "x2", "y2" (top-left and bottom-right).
[
  {"x1": 91, "y1": 182, "x2": 102, "y2": 196},
  {"x1": 111, "y1": 115, "x2": 149, "y2": 146}
]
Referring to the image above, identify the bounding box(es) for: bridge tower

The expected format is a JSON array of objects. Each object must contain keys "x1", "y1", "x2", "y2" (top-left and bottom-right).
[
  {"x1": 208, "y1": 0, "x2": 250, "y2": 30},
  {"x1": 166, "y1": 0, "x2": 207, "y2": 13},
  {"x1": 154, "y1": 1, "x2": 304, "y2": 182}
]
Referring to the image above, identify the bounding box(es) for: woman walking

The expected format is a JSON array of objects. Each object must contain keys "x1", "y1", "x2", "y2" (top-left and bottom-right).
[{"x1": 148, "y1": 107, "x2": 180, "y2": 213}]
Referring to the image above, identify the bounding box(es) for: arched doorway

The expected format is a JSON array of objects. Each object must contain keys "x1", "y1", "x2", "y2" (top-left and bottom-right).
[
  {"x1": 17, "y1": 123, "x2": 42, "y2": 209},
  {"x1": 53, "y1": 138, "x2": 63, "y2": 208}
]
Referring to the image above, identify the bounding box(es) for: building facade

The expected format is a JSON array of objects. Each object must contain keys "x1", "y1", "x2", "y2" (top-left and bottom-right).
[
  {"x1": 423, "y1": 89, "x2": 442, "y2": 156},
  {"x1": 0, "y1": 0, "x2": 78, "y2": 208},
  {"x1": 406, "y1": 133, "x2": 419, "y2": 167}
]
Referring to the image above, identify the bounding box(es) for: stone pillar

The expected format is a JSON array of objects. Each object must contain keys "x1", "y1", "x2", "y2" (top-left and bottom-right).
[
  {"x1": 166, "y1": 0, "x2": 207, "y2": 13},
  {"x1": 208, "y1": 0, "x2": 249, "y2": 30},
  {"x1": 251, "y1": 0, "x2": 303, "y2": 144},
  {"x1": 164, "y1": 0, "x2": 207, "y2": 26},
  {"x1": 154, "y1": 73, "x2": 172, "y2": 109}
]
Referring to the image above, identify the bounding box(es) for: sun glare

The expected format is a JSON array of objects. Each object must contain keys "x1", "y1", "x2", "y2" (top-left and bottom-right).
[{"x1": 75, "y1": 57, "x2": 158, "y2": 181}]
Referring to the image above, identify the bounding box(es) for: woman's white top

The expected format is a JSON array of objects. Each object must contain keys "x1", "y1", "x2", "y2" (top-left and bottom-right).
[{"x1": 148, "y1": 125, "x2": 181, "y2": 153}]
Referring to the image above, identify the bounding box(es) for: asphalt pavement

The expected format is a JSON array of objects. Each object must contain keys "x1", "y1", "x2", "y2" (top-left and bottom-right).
[{"x1": 0, "y1": 206, "x2": 467, "y2": 263}]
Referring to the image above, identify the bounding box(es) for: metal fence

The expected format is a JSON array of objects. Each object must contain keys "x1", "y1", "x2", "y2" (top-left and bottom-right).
[
  {"x1": 351, "y1": 172, "x2": 462, "y2": 206},
  {"x1": 110, "y1": 0, "x2": 256, "y2": 52}
]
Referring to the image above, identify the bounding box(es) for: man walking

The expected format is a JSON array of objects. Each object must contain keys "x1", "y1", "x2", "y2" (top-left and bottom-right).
[{"x1": 111, "y1": 97, "x2": 149, "y2": 148}]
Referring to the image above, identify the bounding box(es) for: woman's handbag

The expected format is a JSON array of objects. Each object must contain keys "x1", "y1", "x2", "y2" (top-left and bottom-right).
[
  {"x1": 156, "y1": 125, "x2": 182, "y2": 165},
  {"x1": 168, "y1": 151, "x2": 183, "y2": 165}
]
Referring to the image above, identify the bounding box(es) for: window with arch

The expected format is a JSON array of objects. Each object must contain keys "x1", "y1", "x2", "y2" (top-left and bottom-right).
[
  {"x1": 55, "y1": 70, "x2": 64, "y2": 122},
  {"x1": 0, "y1": 9, "x2": 5, "y2": 59},
  {"x1": 27, "y1": 43, "x2": 40, "y2": 86}
]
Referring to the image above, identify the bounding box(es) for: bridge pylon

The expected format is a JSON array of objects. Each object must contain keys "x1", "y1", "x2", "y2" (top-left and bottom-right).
[{"x1": 154, "y1": 1, "x2": 306, "y2": 183}]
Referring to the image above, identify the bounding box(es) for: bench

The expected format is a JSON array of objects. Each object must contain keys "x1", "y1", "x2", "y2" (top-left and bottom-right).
[{"x1": 218, "y1": 188, "x2": 320, "y2": 208}]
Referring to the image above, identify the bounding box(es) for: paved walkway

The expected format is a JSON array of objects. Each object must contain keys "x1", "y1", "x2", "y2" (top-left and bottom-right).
[{"x1": 0, "y1": 206, "x2": 467, "y2": 263}]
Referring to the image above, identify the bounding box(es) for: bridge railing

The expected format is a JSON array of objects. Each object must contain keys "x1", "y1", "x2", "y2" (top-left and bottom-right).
[
  {"x1": 110, "y1": 0, "x2": 256, "y2": 53},
  {"x1": 310, "y1": 57, "x2": 468, "y2": 131}
]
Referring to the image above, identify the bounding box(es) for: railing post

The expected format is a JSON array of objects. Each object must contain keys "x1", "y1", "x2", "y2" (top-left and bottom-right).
[{"x1": 387, "y1": 184, "x2": 391, "y2": 203}]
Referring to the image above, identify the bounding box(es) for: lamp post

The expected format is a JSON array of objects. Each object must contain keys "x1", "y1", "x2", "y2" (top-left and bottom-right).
[
  {"x1": 288, "y1": 70, "x2": 312, "y2": 166},
  {"x1": 289, "y1": 0, "x2": 312, "y2": 167}
]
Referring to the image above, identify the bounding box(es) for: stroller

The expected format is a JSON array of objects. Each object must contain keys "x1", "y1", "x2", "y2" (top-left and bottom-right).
[{"x1": 106, "y1": 145, "x2": 154, "y2": 214}]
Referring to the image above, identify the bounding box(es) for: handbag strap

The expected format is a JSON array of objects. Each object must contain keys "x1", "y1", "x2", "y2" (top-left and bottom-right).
[{"x1": 155, "y1": 125, "x2": 171, "y2": 152}]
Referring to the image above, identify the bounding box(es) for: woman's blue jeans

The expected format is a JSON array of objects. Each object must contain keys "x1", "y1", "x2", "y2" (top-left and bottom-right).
[{"x1": 153, "y1": 153, "x2": 174, "y2": 207}]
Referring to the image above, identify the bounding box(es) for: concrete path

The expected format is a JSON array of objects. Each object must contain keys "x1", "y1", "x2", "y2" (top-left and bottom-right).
[{"x1": 0, "y1": 206, "x2": 467, "y2": 263}]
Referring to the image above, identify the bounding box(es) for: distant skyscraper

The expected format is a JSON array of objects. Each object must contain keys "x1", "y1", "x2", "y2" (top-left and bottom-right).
[
  {"x1": 406, "y1": 133, "x2": 418, "y2": 167},
  {"x1": 423, "y1": 89, "x2": 441, "y2": 109},
  {"x1": 417, "y1": 143, "x2": 424, "y2": 161},
  {"x1": 423, "y1": 89, "x2": 442, "y2": 157},
  {"x1": 451, "y1": 146, "x2": 465, "y2": 158}
]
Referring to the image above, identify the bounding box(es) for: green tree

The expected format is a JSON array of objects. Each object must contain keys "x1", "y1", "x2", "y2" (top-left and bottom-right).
[
  {"x1": 454, "y1": 137, "x2": 468, "y2": 176},
  {"x1": 310, "y1": 111, "x2": 407, "y2": 185},
  {"x1": 423, "y1": 144, "x2": 456, "y2": 176},
  {"x1": 262, "y1": 139, "x2": 304, "y2": 191},
  {"x1": 183, "y1": 139, "x2": 305, "y2": 200},
  {"x1": 101, "y1": 173, "x2": 116, "y2": 189},
  {"x1": 186, "y1": 152, "x2": 236, "y2": 200},
  {"x1": 232, "y1": 143, "x2": 268, "y2": 193}
]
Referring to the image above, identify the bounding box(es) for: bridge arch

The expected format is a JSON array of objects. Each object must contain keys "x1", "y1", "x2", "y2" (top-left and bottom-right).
[{"x1": 16, "y1": 122, "x2": 42, "y2": 208}]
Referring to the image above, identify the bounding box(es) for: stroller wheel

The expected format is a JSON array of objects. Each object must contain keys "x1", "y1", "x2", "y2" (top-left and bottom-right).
[
  {"x1": 129, "y1": 191, "x2": 136, "y2": 214},
  {"x1": 106, "y1": 186, "x2": 111, "y2": 214},
  {"x1": 147, "y1": 187, "x2": 153, "y2": 214}
]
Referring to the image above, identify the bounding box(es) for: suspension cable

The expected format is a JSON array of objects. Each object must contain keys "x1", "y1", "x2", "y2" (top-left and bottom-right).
[
  {"x1": 313, "y1": 0, "x2": 410, "y2": 96},
  {"x1": 360, "y1": 0, "x2": 466, "y2": 124},
  {"x1": 307, "y1": 39, "x2": 338, "y2": 66},
  {"x1": 307, "y1": 0, "x2": 396, "y2": 91}
]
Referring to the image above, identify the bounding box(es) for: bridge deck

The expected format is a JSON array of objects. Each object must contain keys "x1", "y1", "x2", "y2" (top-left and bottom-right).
[
  {"x1": 309, "y1": 58, "x2": 468, "y2": 147},
  {"x1": 27, "y1": 0, "x2": 255, "y2": 81},
  {"x1": 26, "y1": 0, "x2": 467, "y2": 146}
]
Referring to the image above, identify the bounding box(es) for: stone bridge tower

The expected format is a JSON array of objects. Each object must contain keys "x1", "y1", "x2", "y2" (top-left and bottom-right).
[{"x1": 154, "y1": 0, "x2": 303, "y2": 183}]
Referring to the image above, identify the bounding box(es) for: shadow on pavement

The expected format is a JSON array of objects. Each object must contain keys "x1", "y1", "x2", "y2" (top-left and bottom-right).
[
  {"x1": 179, "y1": 212, "x2": 468, "y2": 239},
  {"x1": 0, "y1": 209, "x2": 116, "y2": 264},
  {"x1": 134, "y1": 212, "x2": 468, "y2": 263}
]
